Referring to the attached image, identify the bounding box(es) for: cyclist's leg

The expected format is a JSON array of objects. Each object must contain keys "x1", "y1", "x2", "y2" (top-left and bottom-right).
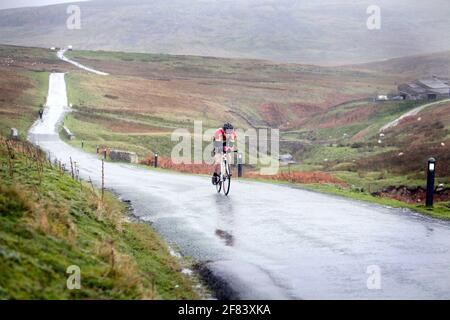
[
  {"x1": 214, "y1": 154, "x2": 221, "y2": 173},
  {"x1": 225, "y1": 153, "x2": 232, "y2": 176},
  {"x1": 212, "y1": 153, "x2": 221, "y2": 185},
  {"x1": 214, "y1": 152, "x2": 222, "y2": 174}
]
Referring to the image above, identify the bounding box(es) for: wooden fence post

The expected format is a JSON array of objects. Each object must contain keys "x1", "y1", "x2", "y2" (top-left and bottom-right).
[
  {"x1": 70, "y1": 157, "x2": 74, "y2": 179},
  {"x1": 101, "y1": 160, "x2": 105, "y2": 203}
]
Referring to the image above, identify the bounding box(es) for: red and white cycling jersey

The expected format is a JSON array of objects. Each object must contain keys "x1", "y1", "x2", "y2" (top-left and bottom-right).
[{"x1": 214, "y1": 128, "x2": 237, "y2": 153}]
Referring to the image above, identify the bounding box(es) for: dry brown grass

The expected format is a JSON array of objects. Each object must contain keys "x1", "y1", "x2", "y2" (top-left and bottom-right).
[
  {"x1": 30, "y1": 202, "x2": 77, "y2": 245},
  {"x1": 0, "y1": 134, "x2": 197, "y2": 300},
  {"x1": 316, "y1": 104, "x2": 377, "y2": 129},
  {"x1": 139, "y1": 154, "x2": 345, "y2": 185},
  {"x1": 95, "y1": 237, "x2": 156, "y2": 299},
  {"x1": 66, "y1": 51, "x2": 401, "y2": 136},
  {"x1": 1, "y1": 183, "x2": 78, "y2": 245},
  {"x1": 140, "y1": 155, "x2": 213, "y2": 175},
  {"x1": 0, "y1": 44, "x2": 73, "y2": 72},
  {"x1": 246, "y1": 171, "x2": 346, "y2": 185},
  {"x1": 86, "y1": 187, "x2": 123, "y2": 232}
]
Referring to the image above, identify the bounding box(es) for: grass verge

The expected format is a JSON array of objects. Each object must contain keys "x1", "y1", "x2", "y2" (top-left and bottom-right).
[
  {"x1": 303, "y1": 184, "x2": 450, "y2": 220},
  {"x1": 0, "y1": 136, "x2": 200, "y2": 299},
  {"x1": 0, "y1": 70, "x2": 49, "y2": 139}
]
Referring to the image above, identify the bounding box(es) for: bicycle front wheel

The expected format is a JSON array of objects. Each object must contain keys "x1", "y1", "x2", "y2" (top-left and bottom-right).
[
  {"x1": 222, "y1": 175, "x2": 231, "y2": 195},
  {"x1": 223, "y1": 162, "x2": 231, "y2": 195}
]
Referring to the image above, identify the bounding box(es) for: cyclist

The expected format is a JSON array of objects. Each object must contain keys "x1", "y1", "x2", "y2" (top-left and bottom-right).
[
  {"x1": 38, "y1": 106, "x2": 44, "y2": 120},
  {"x1": 212, "y1": 122, "x2": 237, "y2": 185}
]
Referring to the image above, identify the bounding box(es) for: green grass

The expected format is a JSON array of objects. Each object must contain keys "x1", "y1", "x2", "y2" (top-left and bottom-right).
[
  {"x1": 66, "y1": 73, "x2": 102, "y2": 107},
  {"x1": 0, "y1": 70, "x2": 49, "y2": 139},
  {"x1": 332, "y1": 170, "x2": 428, "y2": 191},
  {"x1": 0, "y1": 138, "x2": 200, "y2": 299},
  {"x1": 281, "y1": 99, "x2": 447, "y2": 190},
  {"x1": 65, "y1": 50, "x2": 177, "y2": 64},
  {"x1": 60, "y1": 48, "x2": 400, "y2": 168},
  {"x1": 61, "y1": 48, "x2": 450, "y2": 219},
  {"x1": 302, "y1": 183, "x2": 450, "y2": 220},
  {"x1": 303, "y1": 146, "x2": 361, "y2": 164},
  {"x1": 62, "y1": 114, "x2": 174, "y2": 158},
  {"x1": 0, "y1": 45, "x2": 61, "y2": 138},
  {"x1": 294, "y1": 144, "x2": 396, "y2": 171},
  {"x1": 278, "y1": 163, "x2": 323, "y2": 172},
  {"x1": 0, "y1": 45, "x2": 58, "y2": 62},
  {"x1": 308, "y1": 100, "x2": 425, "y2": 141},
  {"x1": 282, "y1": 100, "x2": 424, "y2": 145}
]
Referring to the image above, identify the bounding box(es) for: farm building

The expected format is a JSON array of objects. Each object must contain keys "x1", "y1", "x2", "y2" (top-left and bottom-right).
[
  {"x1": 376, "y1": 95, "x2": 389, "y2": 101},
  {"x1": 398, "y1": 78, "x2": 450, "y2": 100},
  {"x1": 279, "y1": 154, "x2": 296, "y2": 165}
]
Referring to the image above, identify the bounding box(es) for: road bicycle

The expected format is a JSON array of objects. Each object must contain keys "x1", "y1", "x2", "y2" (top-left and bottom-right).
[{"x1": 216, "y1": 150, "x2": 232, "y2": 196}]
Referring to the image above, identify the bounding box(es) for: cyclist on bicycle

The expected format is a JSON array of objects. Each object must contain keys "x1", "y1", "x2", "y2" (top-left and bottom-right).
[{"x1": 212, "y1": 122, "x2": 237, "y2": 185}]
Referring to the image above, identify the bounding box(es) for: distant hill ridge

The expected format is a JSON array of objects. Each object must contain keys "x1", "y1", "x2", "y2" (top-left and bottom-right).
[{"x1": 1, "y1": 0, "x2": 450, "y2": 65}]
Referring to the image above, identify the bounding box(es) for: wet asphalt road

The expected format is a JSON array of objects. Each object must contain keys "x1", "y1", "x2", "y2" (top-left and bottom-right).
[{"x1": 28, "y1": 73, "x2": 450, "y2": 299}]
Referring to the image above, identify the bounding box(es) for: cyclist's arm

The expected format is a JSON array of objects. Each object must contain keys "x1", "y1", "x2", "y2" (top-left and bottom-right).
[{"x1": 229, "y1": 132, "x2": 238, "y2": 152}]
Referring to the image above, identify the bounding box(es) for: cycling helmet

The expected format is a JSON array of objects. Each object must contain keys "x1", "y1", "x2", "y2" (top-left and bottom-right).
[{"x1": 223, "y1": 122, "x2": 234, "y2": 131}]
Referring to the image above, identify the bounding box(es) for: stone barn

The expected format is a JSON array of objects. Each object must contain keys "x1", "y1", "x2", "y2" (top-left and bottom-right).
[
  {"x1": 109, "y1": 149, "x2": 138, "y2": 163},
  {"x1": 399, "y1": 78, "x2": 450, "y2": 100}
]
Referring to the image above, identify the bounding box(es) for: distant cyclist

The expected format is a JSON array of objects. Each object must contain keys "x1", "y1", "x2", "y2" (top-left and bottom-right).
[
  {"x1": 38, "y1": 106, "x2": 44, "y2": 120},
  {"x1": 212, "y1": 122, "x2": 237, "y2": 185}
]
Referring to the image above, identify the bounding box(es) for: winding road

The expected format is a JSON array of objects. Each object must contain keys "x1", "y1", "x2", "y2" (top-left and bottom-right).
[
  {"x1": 27, "y1": 57, "x2": 450, "y2": 299},
  {"x1": 380, "y1": 99, "x2": 450, "y2": 132},
  {"x1": 57, "y1": 49, "x2": 109, "y2": 76}
]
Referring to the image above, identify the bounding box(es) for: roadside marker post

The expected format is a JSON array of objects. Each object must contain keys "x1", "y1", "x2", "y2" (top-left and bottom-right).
[
  {"x1": 237, "y1": 153, "x2": 243, "y2": 178},
  {"x1": 426, "y1": 157, "x2": 436, "y2": 208},
  {"x1": 154, "y1": 153, "x2": 158, "y2": 168}
]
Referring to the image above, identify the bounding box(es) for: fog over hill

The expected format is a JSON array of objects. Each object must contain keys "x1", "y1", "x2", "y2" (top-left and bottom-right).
[
  {"x1": 0, "y1": 0, "x2": 90, "y2": 10},
  {"x1": 1, "y1": 0, "x2": 450, "y2": 65},
  {"x1": 354, "y1": 51, "x2": 450, "y2": 78}
]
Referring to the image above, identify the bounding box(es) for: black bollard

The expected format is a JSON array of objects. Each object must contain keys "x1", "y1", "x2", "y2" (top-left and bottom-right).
[
  {"x1": 426, "y1": 157, "x2": 436, "y2": 208},
  {"x1": 237, "y1": 153, "x2": 243, "y2": 178},
  {"x1": 154, "y1": 153, "x2": 158, "y2": 168}
]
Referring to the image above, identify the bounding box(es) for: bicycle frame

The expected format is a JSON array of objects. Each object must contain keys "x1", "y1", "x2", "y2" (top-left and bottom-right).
[
  {"x1": 214, "y1": 134, "x2": 234, "y2": 195},
  {"x1": 219, "y1": 153, "x2": 230, "y2": 181},
  {"x1": 216, "y1": 151, "x2": 232, "y2": 195}
]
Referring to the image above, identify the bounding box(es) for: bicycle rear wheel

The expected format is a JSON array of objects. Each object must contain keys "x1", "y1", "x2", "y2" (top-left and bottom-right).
[{"x1": 216, "y1": 179, "x2": 222, "y2": 193}]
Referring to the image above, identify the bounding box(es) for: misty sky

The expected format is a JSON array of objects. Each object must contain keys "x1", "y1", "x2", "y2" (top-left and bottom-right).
[
  {"x1": 0, "y1": 0, "x2": 445, "y2": 10},
  {"x1": 0, "y1": 0, "x2": 90, "y2": 10}
]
